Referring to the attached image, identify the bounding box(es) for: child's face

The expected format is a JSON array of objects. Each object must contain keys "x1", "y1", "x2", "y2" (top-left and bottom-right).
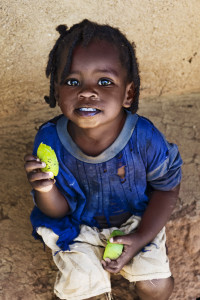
[{"x1": 55, "y1": 39, "x2": 133, "y2": 130}]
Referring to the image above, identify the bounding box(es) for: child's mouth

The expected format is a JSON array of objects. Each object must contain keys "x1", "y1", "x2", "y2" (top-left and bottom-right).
[{"x1": 75, "y1": 107, "x2": 101, "y2": 117}]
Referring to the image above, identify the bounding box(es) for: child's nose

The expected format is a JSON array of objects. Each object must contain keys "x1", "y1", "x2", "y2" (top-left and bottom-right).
[{"x1": 78, "y1": 86, "x2": 98, "y2": 99}]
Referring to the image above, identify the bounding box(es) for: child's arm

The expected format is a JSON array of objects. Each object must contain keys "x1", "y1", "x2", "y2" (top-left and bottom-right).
[
  {"x1": 101, "y1": 184, "x2": 180, "y2": 273},
  {"x1": 24, "y1": 154, "x2": 70, "y2": 218}
]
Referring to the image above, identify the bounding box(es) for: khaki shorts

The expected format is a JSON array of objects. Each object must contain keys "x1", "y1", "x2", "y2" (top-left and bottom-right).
[{"x1": 37, "y1": 215, "x2": 171, "y2": 300}]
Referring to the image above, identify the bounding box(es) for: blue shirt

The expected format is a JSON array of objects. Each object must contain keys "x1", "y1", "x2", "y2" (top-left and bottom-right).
[{"x1": 30, "y1": 111, "x2": 182, "y2": 250}]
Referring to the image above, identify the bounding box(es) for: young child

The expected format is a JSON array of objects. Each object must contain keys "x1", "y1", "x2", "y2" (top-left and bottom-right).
[{"x1": 24, "y1": 19, "x2": 182, "y2": 300}]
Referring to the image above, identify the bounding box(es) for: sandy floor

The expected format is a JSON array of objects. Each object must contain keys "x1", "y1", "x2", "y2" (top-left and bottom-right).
[{"x1": 0, "y1": 91, "x2": 200, "y2": 299}]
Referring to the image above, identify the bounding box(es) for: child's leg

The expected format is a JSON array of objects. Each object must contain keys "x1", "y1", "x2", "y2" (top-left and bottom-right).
[
  {"x1": 135, "y1": 277, "x2": 174, "y2": 300},
  {"x1": 118, "y1": 216, "x2": 173, "y2": 299},
  {"x1": 53, "y1": 242, "x2": 111, "y2": 299},
  {"x1": 37, "y1": 226, "x2": 112, "y2": 300}
]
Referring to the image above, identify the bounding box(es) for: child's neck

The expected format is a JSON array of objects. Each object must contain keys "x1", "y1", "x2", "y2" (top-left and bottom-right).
[{"x1": 68, "y1": 112, "x2": 126, "y2": 157}]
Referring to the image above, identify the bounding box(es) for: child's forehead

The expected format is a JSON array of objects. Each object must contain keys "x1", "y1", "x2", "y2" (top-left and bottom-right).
[
  {"x1": 59, "y1": 39, "x2": 122, "y2": 70},
  {"x1": 65, "y1": 38, "x2": 117, "y2": 54},
  {"x1": 76, "y1": 40, "x2": 119, "y2": 58}
]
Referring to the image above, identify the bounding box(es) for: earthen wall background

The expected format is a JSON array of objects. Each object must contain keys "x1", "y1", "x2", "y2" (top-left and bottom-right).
[{"x1": 1, "y1": 0, "x2": 200, "y2": 117}]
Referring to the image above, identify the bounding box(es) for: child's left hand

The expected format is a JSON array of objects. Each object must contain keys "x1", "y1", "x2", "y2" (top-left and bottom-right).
[
  {"x1": 101, "y1": 186, "x2": 180, "y2": 274},
  {"x1": 101, "y1": 232, "x2": 141, "y2": 273}
]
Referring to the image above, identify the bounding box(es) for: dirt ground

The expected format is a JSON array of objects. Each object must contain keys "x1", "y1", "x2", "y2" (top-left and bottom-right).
[{"x1": 0, "y1": 91, "x2": 200, "y2": 300}]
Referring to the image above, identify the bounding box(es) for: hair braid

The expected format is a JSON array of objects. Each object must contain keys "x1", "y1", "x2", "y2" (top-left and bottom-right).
[
  {"x1": 124, "y1": 40, "x2": 140, "y2": 113},
  {"x1": 60, "y1": 33, "x2": 82, "y2": 84},
  {"x1": 44, "y1": 25, "x2": 69, "y2": 107}
]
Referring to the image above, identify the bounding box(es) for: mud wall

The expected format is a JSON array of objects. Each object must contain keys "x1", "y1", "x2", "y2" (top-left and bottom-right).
[{"x1": 1, "y1": 0, "x2": 200, "y2": 118}]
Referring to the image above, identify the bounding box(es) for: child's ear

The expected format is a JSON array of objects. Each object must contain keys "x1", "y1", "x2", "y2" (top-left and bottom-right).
[{"x1": 123, "y1": 82, "x2": 134, "y2": 108}]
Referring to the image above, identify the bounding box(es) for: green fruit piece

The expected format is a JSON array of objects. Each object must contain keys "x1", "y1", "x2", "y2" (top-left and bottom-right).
[
  {"x1": 37, "y1": 143, "x2": 59, "y2": 178},
  {"x1": 103, "y1": 230, "x2": 124, "y2": 260}
]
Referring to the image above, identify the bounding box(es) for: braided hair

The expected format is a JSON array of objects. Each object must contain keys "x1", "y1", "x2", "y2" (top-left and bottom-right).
[{"x1": 44, "y1": 19, "x2": 140, "y2": 113}]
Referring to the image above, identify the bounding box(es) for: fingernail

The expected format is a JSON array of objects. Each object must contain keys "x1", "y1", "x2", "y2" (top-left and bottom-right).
[
  {"x1": 48, "y1": 172, "x2": 54, "y2": 177},
  {"x1": 41, "y1": 162, "x2": 46, "y2": 167},
  {"x1": 105, "y1": 258, "x2": 111, "y2": 262},
  {"x1": 109, "y1": 238, "x2": 113, "y2": 243}
]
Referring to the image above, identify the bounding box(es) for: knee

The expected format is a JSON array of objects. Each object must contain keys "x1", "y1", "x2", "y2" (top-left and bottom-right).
[{"x1": 135, "y1": 277, "x2": 174, "y2": 300}]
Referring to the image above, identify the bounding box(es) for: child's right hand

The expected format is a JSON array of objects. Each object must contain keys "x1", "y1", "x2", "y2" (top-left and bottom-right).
[{"x1": 24, "y1": 154, "x2": 55, "y2": 193}]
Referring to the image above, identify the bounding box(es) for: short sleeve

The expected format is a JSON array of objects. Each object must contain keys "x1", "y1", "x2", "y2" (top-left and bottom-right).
[
  {"x1": 32, "y1": 122, "x2": 55, "y2": 156},
  {"x1": 31, "y1": 120, "x2": 87, "y2": 216},
  {"x1": 146, "y1": 126, "x2": 182, "y2": 191}
]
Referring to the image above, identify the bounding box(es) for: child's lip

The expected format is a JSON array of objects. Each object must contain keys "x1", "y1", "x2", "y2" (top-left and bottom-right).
[
  {"x1": 75, "y1": 107, "x2": 101, "y2": 116},
  {"x1": 78, "y1": 108, "x2": 100, "y2": 112},
  {"x1": 76, "y1": 105, "x2": 101, "y2": 110}
]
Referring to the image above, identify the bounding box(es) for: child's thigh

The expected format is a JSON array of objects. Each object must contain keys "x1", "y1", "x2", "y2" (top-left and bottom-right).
[
  {"x1": 53, "y1": 241, "x2": 106, "y2": 277},
  {"x1": 37, "y1": 225, "x2": 112, "y2": 298},
  {"x1": 120, "y1": 227, "x2": 171, "y2": 282},
  {"x1": 53, "y1": 242, "x2": 112, "y2": 299}
]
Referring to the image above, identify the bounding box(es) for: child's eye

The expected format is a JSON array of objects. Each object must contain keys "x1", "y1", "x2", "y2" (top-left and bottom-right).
[
  {"x1": 98, "y1": 78, "x2": 113, "y2": 86},
  {"x1": 65, "y1": 79, "x2": 80, "y2": 86}
]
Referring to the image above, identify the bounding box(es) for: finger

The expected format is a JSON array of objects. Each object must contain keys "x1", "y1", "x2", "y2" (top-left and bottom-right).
[
  {"x1": 28, "y1": 171, "x2": 54, "y2": 183},
  {"x1": 105, "y1": 261, "x2": 127, "y2": 274},
  {"x1": 114, "y1": 248, "x2": 135, "y2": 269},
  {"x1": 24, "y1": 154, "x2": 40, "y2": 162},
  {"x1": 101, "y1": 257, "x2": 112, "y2": 267},
  {"x1": 104, "y1": 250, "x2": 130, "y2": 267},
  {"x1": 102, "y1": 262, "x2": 121, "y2": 274},
  {"x1": 32, "y1": 179, "x2": 55, "y2": 193},
  {"x1": 105, "y1": 268, "x2": 120, "y2": 274},
  {"x1": 104, "y1": 258, "x2": 111, "y2": 263},
  {"x1": 110, "y1": 234, "x2": 132, "y2": 246},
  {"x1": 101, "y1": 259, "x2": 119, "y2": 273},
  {"x1": 102, "y1": 245, "x2": 136, "y2": 274},
  {"x1": 24, "y1": 161, "x2": 46, "y2": 173},
  {"x1": 101, "y1": 260, "x2": 107, "y2": 268},
  {"x1": 103, "y1": 257, "x2": 122, "y2": 270}
]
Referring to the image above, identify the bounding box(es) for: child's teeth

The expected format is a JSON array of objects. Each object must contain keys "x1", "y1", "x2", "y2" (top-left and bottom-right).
[{"x1": 79, "y1": 108, "x2": 96, "y2": 111}]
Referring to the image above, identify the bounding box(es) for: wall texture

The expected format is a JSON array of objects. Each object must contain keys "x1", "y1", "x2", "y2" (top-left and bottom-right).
[{"x1": 1, "y1": 0, "x2": 200, "y2": 117}]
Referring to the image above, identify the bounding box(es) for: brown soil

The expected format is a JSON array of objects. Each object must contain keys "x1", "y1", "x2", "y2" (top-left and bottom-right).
[{"x1": 0, "y1": 92, "x2": 200, "y2": 300}]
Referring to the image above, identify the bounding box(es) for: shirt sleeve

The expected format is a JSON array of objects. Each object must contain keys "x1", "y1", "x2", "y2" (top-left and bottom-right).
[
  {"x1": 31, "y1": 120, "x2": 86, "y2": 217},
  {"x1": 146, "y1": 126, "x2": 182, "y2": 191}
]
